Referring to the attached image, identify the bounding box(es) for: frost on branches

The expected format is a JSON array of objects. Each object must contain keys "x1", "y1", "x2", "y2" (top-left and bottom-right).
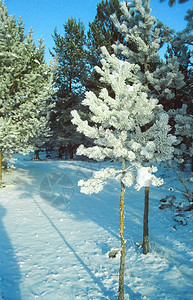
[
  {"x1": 72, "y1": 47, "x2": 176, "y2": 194},
  {"x1": 111, "y1": 0, "x2": 185, "y2": 110},
  {"x1": 0, "y1": 2, "x2": 54, "y2": 167},
  {"x1": 169, "y1": 104, "x2": 193, "y2": 163}
]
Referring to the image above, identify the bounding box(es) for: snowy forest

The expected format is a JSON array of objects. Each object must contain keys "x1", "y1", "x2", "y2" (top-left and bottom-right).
[{"x1": 0, "y1": 0, "x2": 193, "y2": 299}]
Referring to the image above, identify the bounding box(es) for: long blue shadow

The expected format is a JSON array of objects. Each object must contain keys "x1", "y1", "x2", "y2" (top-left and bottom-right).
[
  {"x1": 33, "y1": 198, "x2": 116, "y2": 299},
  {"x1": 0, "y1": 204, "x2": 21, "y2": 300}
]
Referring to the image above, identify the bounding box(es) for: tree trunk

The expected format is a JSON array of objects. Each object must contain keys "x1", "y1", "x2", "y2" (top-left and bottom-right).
[
  {"x1": 0, "y1": 151, "x2": 2, "y2": 181},
  {"x1": 35, "y1": 150, "x2": 40, "y2": 160},
  {"x1": 69, "y1": 147, "x2": 74, "y2": 159},
  {"x1": 143, "y1": 186, "x2": 149, "y2": 255},
  {"x1": 64, "y1": 148, "x2": 68, "y2": 160},
  {"x1": 58, "y1": 147, "x2": 63, "y2": 159},
  {"x1": 191, "y1": 156, "x2": 193, "y2": 173},
  {"x1": 118, "y1": 159, "x2": 126, "y2": 300}
]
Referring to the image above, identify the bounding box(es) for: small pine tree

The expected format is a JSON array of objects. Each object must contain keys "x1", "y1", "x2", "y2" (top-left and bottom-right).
[
  {"x1": 0, "y1": 1, "x2": 54, "y2": 179},
  {"x1": 72, "y1": 46, "x2": 176, "y2": 298}
]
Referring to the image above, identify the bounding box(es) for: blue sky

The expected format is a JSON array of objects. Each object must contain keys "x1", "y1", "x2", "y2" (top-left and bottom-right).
[{"x1": 4, "y1": 0, "x2": 192, "y2": 63}]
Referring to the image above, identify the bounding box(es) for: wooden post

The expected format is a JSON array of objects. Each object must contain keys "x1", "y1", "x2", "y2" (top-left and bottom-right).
[
  {"x1": 118, "y1": 159, "x2": 126, "y2": 300},
  {"x1": 143, "y1": 186, "x2": 149, "y2": 255}
]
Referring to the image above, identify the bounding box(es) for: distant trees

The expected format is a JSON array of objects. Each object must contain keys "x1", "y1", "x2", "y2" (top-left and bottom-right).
[
  {"x1": 49, "y1": 18, "x2": 89, "y2": 159},
  {"x1": 0, "y1": 1, "x2": 54, "y2": 179}
]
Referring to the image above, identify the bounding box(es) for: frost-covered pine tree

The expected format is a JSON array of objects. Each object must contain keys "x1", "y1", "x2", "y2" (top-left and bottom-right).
[
  {"x1": 111, "y1": 0, "x2": 185, "y2": 111},
  {"x1": 72, "y1": 46, "x2": 176, "y2": 298},
  {"x1": 0, "y1": 1, "x2": 54, "y2": 179}
]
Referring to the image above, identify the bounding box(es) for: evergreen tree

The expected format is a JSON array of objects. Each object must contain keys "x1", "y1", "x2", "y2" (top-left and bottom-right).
[
  {"x1": 88, "y1": 0, "x2": 123, "y2": 66},
  {"x1": 72, "y1": 46, "x2": 176, "y2": 298},
  {"x1": 111, "y1": 0, "x2": 185, "y2": 111},
  {"x1": 110, "y1": 0, "x2": 185, "y2": 254},
  {"x1": 86, "y1": 0, "x2": 124, "y2": 94},
  {"x1": 0, "y1": 1, "x2": 54, "y2": 179},
  {"x1": 49, "y1": 18, "x2": 88, "y2": 158}
]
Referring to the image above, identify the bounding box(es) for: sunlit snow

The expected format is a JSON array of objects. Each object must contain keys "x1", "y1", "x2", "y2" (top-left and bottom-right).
[{"x1": 0, "y1": 154, "x2": 193, "y2": 299}]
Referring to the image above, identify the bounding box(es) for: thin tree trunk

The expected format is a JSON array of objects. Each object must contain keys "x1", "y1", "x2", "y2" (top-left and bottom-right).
[
  {"x1": 143, "y1": 186, "x2": 149, "y2": 255},
  {"x1": 64, "y1": 148, "x2": 68, "y2": 160},
  {"x1": 118, "y1": 159, "x2": 126, "y2": 300},
  {"x1": 35, "y1": 150, "x2": 40, "y2": 160},
  {"x1": 0, "y1": 151, "x2": 2, "y2": 181},
  {"x1": 69, "y1": 147, "x2": 74, "y2": 159},
  {"x1": 58, "y1": 147, "x2": 63, "y2": 159}
]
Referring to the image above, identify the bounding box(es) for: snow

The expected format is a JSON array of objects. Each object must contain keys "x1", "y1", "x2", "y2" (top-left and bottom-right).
[
  {"x1": 136, "y1": 167, "x2": 152, "y2": 187},
  {"x1": 0, "y1": 155, "x2": 193, "y2": 299}
]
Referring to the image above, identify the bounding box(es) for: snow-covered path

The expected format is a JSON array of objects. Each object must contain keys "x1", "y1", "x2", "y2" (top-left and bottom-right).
[{"x1": 0, "y1": 158, "x2": 193, "y2": 299}]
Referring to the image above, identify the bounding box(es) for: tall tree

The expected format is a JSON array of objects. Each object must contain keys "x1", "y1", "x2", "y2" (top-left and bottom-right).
[
  {"x1": 0, "y1": 1, "x2": 54, "y2": 180},
  {"x1": 49, "y1": 18, "x2": 88, "y2": 158},
  {"x1": 88, "y1": 0, "x2": 123, "y2": 65},
  {"x1": 72, "y1": 46, "x2": 176, "y2": 298},
  {"x1": 107, "y1": 0, "x2": 185, "y2": 254},
  {"x1": 86, "y1": 0, "x2": 123, "y2": 93},
  {"x1": 111, "y1": 0, "x2": 185, "y2": 110}
]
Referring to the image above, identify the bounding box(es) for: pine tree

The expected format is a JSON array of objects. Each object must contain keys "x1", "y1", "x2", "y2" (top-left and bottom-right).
[
  {"x1": 111, "y1": 0, "x2": 185, "y2": 111},
  {"x1": 49, "y1": 18, "x2": 88, "y2": 158},
  {"x1": 110, "y1": 0, "x2": 186, "y2": 254},
  {"x1": 72, "y1": 46, "x2": 176, "y2": 298},
  {"x1": 0, "y1": 1, "x2": 54, "y2": 180},
  {"x1": 88, "y1": 0, "x2": 123, "y2": 65},
  {"x1": 86, "y1": 0, "x2": 124, "y2": 94}
]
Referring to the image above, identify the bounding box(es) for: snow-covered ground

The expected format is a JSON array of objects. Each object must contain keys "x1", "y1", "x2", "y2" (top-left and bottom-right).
[{"x1": 0, "y1": 155, "x2": 193, "y2": 299}]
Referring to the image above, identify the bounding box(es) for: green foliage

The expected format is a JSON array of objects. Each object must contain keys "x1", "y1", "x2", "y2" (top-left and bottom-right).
[
  {"x1": 49, "y1": 18, "x2": 89, "y2": 157},
  {"x1": 50, "y1": 17, "x2": 88, "y2": 93},
  {"x1": 88, "y1": 0, "x2": 123, "y2": 65},
  {"x1": 86, "y1": 0, "x2": 123, "y2": 94}
]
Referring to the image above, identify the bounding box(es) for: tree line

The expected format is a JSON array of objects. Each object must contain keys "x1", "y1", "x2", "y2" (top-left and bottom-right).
[{"x1": 0, "y1": 0, "x2": 192, "y2": 174}]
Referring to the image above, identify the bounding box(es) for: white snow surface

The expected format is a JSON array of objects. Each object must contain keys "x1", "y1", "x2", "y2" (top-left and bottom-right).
[
  {"x1": 0, "y1": 155, "x2": 193, "y2": 299},
  {"x1": 136, "y1": 167, "x2": 152, "y2": 187}
]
